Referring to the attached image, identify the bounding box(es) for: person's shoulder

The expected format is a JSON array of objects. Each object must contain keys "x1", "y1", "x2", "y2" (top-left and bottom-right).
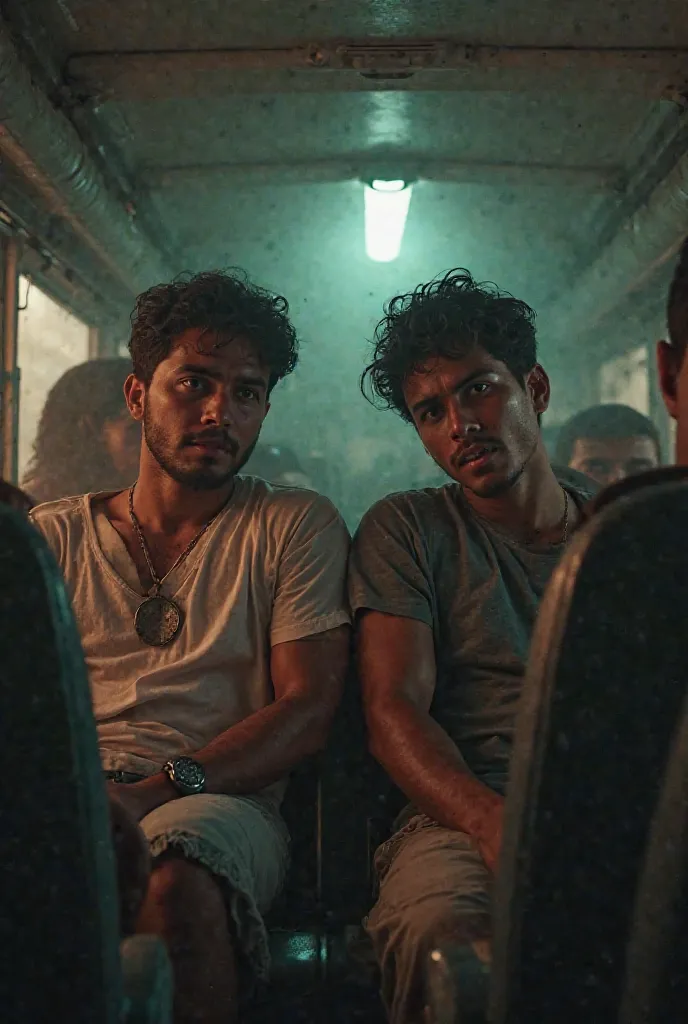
[
  {"x1": 586, "y1": 465, "x2": 688, "y2": 518},
  {"x1": 365, "y1": 482, "x2": 457, "y2": 517},
  {"x1": 237, "y1": 474, "x2": 346, "y2": 532},
  {"x1": 28, "y1": 494, "x2": 88, "y2": 559},
  {"x1": 553, "y1": 465, "x2": 599, "y2": 503},
  {"x1": 29, "y1": 493, "x2": 85, "y2": 529},
  {"x1": 357, "y1": 483, "x2": 457, "y2": 534}
]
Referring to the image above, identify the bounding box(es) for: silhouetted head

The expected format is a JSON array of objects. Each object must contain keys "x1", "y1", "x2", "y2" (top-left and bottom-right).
[
  {"x1": 362, "y1": 269, "x2": 549, "y2": 499},
  {"x1": 242, "y1": 444, "x2": 312, "y2": 488},
  {"x1": 23, "y1": 358, "x2": 140, "y2": 503},
  {"x1": 658, "y1": 239, "x2": 688, "y2": 464},
  {"x1": 555, "y1": 404, "x2": 660, "y2": 488},
  {"x1": 0, "y1": 479, "x2": 33, "y2": 514},
  {"x1": 125, "y1": 270, "x2": 299, "y2": 492}
]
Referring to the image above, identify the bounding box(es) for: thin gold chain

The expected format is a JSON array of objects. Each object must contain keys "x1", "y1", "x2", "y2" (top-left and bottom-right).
[{"x1": 128, "y1": 483, "x2": 230, "y2": 594}]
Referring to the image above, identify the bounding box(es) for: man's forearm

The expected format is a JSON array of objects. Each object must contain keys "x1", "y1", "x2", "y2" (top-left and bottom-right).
[
  {"x1": 369, "y1": 696, "x2": 502, "y2": 839},
  {"x1": 133, "y1": 694, "x2": 332, "y2": 817}
]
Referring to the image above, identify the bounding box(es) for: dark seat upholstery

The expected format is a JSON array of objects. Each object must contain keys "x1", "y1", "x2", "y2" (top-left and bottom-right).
[
  {"x1": 620, "y1": 693, "x2": 688, "y2": 1023},
  {"x1": 257, "y1": 670, "x2": 388, "y2": 1021},
  {"x1": 488, "y1": 476, "x2": 688, "y2": 1023},
  {"x1": 0, "y1": 506, "x2": 171, "y2": 1023}
]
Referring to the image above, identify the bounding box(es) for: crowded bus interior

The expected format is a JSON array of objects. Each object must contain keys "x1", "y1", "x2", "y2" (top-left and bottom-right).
[{"x1": 1, "y1": 2, "x2": 688, "y2": 1022}]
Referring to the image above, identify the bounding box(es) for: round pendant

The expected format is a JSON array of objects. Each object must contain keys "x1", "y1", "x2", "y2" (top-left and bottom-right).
[{"x1": 134, "y1": 595, "x2": 183, "y2": 647}]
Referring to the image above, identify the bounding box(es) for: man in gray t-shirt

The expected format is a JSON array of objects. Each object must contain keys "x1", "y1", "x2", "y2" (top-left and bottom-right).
[{"x1": 350, "y1": 269, "x2": 594, "y2": 1024}]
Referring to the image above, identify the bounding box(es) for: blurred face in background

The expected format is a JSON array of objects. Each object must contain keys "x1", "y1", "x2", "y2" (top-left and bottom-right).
[{"x1": 567, "y1": 435, "x2": 659, "y2": 487}]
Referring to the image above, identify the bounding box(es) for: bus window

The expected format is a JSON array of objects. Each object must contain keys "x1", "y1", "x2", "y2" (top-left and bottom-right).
[{"x1": 17, "y1": 277, "x2": 89, "y2": 482}]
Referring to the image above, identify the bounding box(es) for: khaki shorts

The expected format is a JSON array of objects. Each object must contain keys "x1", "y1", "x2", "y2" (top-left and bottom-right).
[
  {"x1": 366, "y1": 814, "x2": 492, "y2": 1024},
  {"x1": 140, "y1": 792, "x2": 290, "y2": 985}
]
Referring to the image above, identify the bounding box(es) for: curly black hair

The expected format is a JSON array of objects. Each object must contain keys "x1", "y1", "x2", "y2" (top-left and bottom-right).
[
  {"x1": 129, "y1": 269, "x2": 299, "y2": 389},
  {"x1": 668, "y1": 237, "x2": 688, "y2": 360},
  {"x1": 361, "y1": 269, "x2": 538, "y2": 421}
]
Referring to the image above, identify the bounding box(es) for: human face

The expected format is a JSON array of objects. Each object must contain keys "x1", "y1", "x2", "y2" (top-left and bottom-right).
[
  {"x1": 568, "y1": 436, "x2": 659, "y2": 487},
  {"x1": 403, "y1": 348, "x2": 549, "y2": 499},
  {"x1": 658, "y1": 339, "x2": 688, "y2": 465},
  {"x1": 101, "y1": 409, "x2": 142, "y2": 484},
  {"x1": 127, "y1": 328, "x2": 270, "y2": 491}
]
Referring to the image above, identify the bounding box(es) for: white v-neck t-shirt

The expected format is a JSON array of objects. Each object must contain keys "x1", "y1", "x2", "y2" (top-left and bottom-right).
[{"x1": 31, "y1": 476, "x2": 351, "y2": 804}]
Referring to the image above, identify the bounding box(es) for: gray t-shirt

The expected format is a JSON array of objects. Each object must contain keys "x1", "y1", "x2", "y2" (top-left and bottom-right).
[{"x1": 349, "y1": 480, "x2": 594, "y2": 795}]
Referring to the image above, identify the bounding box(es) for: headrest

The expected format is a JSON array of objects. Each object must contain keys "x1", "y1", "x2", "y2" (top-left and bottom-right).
[{"x1": 585, "y1": 465, "x2": 688, "y2": 518}]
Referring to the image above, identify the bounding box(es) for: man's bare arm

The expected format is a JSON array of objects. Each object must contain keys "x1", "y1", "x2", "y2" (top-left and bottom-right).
[
  {"x1": 125, "y1": 625, "x2": 349, "y2": 819},
  {"x1": 359, "y1": 610, "x2": 502, "y2": 868}
]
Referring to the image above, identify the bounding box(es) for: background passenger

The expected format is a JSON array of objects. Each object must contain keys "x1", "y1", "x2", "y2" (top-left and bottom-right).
[
  {"x1": 23, "y1": 358, "x2": 141, "y2": 504},
  {"x1": 554, "y1": 403, "x2": 661, "y2": 488},
  {"x1": 242, "y1": 442, "x2": 314, "y2": 488},
  {"x1": 31, "y1": 270, "x2": 350, "y2": 1024},
  {"x1": 350, "y1": 269, "x2": 595, "y2": 1024}
]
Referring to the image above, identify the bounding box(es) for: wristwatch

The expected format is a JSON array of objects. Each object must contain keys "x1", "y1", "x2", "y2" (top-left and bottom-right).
[{"x1": 162, "y1": 756, "x2": 206, "y2": 796}]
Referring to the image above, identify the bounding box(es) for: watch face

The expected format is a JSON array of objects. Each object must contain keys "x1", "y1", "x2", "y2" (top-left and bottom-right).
[{"x1": 174, "y1": 757, "x2": 205, "y2": 790}]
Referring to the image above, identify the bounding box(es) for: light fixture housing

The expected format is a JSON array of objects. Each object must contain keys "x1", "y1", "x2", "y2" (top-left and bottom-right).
[{"x1": 364, "y1": 178, "x2": 413, "y2": 263}]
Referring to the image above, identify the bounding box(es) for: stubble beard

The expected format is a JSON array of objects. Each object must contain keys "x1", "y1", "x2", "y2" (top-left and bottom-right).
[{"x1": 143, "y1": 409, "x2": 259, "y2": 491}]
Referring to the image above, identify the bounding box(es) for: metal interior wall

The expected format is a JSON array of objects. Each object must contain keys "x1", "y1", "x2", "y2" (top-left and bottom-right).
[{"x1": 0, "y1": 19, "x2": 170, "y2": 302}]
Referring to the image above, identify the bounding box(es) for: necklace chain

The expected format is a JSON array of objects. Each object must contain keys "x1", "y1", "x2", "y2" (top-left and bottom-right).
[{"x1": 128, "y1": 483, "x2": 230, "y2": 595}]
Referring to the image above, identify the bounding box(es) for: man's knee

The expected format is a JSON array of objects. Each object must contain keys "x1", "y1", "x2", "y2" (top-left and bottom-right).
[{"x1": 146, "y1": 853, "x2": 226, "y2": 925}]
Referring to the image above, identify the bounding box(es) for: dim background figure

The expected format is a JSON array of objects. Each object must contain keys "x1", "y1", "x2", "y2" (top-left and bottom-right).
[
  {"x1": 242, "y1": 443, "x2": 315, "y2": 489},
  {"x1": 553, "y1": 403, "x2": 661, "y2": 489},
  {"x1": 22, "y1": 358, "x2": 141, "y2": 504}
]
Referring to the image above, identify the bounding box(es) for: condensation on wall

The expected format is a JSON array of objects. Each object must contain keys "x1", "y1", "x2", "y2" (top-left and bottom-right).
[{"x1": 17, "y1": 277, "x2": 89, "y2": 478}]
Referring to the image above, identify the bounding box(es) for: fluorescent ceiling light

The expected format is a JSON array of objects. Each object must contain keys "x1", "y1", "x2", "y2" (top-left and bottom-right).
[{"x1": 364, "y1": 179, "x2": 413, "y2": 263}]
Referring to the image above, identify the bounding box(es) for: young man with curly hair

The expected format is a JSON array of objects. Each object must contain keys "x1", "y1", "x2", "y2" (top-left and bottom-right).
[
  {"x1": 30, "y1": 271, "x2": 350, "y2": 1024},
  {"x1": 349, "y1": 269, "x2": 595, "y2": 1024}
]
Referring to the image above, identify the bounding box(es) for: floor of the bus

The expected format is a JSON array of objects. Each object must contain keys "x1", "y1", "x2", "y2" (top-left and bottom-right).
[{"x1": 248, "y1": 977, "x2": 386, "y2": 1023}]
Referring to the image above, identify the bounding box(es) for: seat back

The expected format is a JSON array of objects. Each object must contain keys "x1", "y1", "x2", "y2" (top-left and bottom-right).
[
  {"x1": 619, "y1": 693, "x2": 688, "y2": 1023},
  {"x1": 0, "y1": 507, "x2": 123, "y2": 1020},
  {"x1": 490, "y1": 479, "x2": 688, "y2": 1023}
]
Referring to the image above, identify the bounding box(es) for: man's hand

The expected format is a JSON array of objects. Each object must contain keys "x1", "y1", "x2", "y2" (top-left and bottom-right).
[
  {"x1": 474, "y1": 797, "x2": 504, "y2": 875},
  {"x1": 107, "y1": 773, "x2": 176, "y2": 823},
  {"x1": 107, "y1": 781, "x2": 151, "y2": 823}
]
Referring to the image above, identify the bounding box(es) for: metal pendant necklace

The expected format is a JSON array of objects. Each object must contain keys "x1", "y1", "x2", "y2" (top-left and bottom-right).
[{"x1": 128, "y1": 483, "x2": 230, "y2": 647}]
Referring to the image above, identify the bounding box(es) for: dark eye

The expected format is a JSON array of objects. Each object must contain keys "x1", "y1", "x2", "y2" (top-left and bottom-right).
[
  {"x1": 468, "y1": 382, "x2": 491, "y2": 396},
  {"x1": 237, "y1": 386, "x2": 259, "y2": 402},
  {"x1": 420, "y1": 405, "x2": 443, "y2": 424},
  {"x1": 179, "y1": 376, "x2": 205, "y2": 392},
  {"x1": 585, "y1": 459, "x2": 611, "y2": 476}
]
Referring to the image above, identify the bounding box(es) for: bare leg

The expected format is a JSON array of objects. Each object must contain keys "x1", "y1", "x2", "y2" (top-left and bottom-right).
[
  {"x1": 108, "y1": 794, "x2": 151, "y2": 937},
  {"x1": 136, "y1": 853, "x2": 239, "y2": 1024}
]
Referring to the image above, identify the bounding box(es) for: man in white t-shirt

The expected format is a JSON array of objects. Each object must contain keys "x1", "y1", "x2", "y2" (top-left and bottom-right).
[{"x1": 31, "y1": 270, "x2": 350, "y2": 1024}]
